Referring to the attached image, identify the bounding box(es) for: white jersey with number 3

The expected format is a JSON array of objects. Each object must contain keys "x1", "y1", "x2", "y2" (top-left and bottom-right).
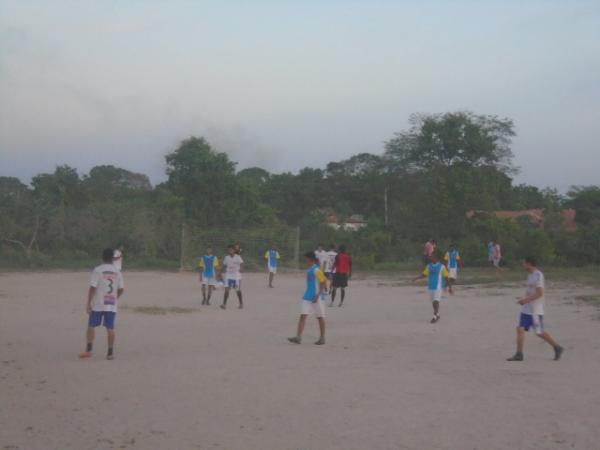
[{"x1": 90, "y1": 263, "x2": 124, "y2": 313}]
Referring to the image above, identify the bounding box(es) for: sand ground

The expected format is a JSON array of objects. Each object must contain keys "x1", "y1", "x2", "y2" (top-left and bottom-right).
[{"x1": 1, "y1": 270, "x2": 600, "y2": 450}]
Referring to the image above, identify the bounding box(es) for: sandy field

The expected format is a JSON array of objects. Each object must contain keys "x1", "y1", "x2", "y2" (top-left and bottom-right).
[{"x1": 1, "y1": 270, "x2": 600, "y2": 450}]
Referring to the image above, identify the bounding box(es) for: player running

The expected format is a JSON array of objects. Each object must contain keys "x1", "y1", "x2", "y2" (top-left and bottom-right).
[
  {"x1": 79, "y1": 248, "x2": 125, "y2": 360},
  {"x1": 220, "y1": 244, "x2": 244, "y2": 309},
  {"x1": 444, "y1": 243, "x2": 463, "y2": 294},
  {"x1": 199, "y1": 247, "x2": 219, "y2": 305},
  {"x1": 413, "y1": 253, "x2": 449, "y2": 323},
  {"x1": 288, "y1": 251, "x2": 327, "y2": 345},
  {"x1": 506, "y1": 257, "x2": 564, "y2": 362},
  {"x1": 265, "y1": 246, "x2": 281, "y2": 288},
  {"x1": 330, "y1": 245, "x2": 352, "y2": 307}
]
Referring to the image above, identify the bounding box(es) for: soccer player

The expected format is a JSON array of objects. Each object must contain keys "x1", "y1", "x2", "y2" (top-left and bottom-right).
[
  {"x1": 220, "y1": 244, "x2": 244, "y2": 309},
  {"x1": 315, "y1": 244, "x2": 328, "y2": 270},
  {"x1": 506, "y1": 257, "x2": 564, "y2": 362},
  {"x1": 413, "y1": 253, "x2": 449, "y2": 323},
  {"x1": 493, "y1": 241, "x2": 504, "y2": 274},
  {"x1": 444, "y1": 243, "x2": 463, "y2": 294},
  {"x1": 288, "y1": 251, "x2": 327, "y2": 345},
  {"x1": 324, "y1": 243, "x2": 337, "y2": 293},
  {"x1": 330, "y1": 245, "x2": 352, "y2": 307},
  {"x1": 265, "y1": 246, "x2": 280, "y2": 288},
  {"x1": 113, "y1": 244, "x2": 124, "y2": 272},
  {"x1": 199, "y1": 247, "x2": 219, "y2": 305},
  {"x1": 79, "y1": 248, "x2": 124, "y2": 360},
  {"x1": 487, "y1": 240, "x2": 495, "y2": 263}
]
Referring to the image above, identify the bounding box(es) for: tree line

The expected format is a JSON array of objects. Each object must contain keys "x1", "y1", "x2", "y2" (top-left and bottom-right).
[{"x1": 1, "y1": 111, "x2": 599, "y2": 269}]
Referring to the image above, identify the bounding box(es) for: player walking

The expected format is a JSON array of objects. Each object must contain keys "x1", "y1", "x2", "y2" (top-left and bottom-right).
[
  {"x1": 324, "y1": 243, "x2": 337, "y2": 294},
  {"x1": 506, "y1": 257, "x2": 564, "y2": 362},
  {"x1": 444, "y1": 243, "x2": 463, "y2": 294},
  {"x1": 330, "y1": 245, "x2": 352, "y2": 307},
  {"x1": 199, "y1": 247, "x2": 219, "y2": 305},
  {"x1": 413, "y1": 253, "x2": 449, "y2": 323},
  {"x1": 79, "y1": 248, "x2": 125, "y2": 360},
  {"x1": 220, "y1": 245, "x2": 244, "y2": 309},
  {"x1": 288, "y1": 251, "x2": 327, "y2": 345},
  {"x1": 265, "y1": 246, "x2": 280, "y2": 288}
]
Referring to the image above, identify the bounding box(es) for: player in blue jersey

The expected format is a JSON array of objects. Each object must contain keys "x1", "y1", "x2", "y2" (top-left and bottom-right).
[
  {"x1": 198, "y1": 247, "x2": 220, "y2": 305},
  {"x1": 443, "y1": 243, "x2": 463, "y2": 294},
  {"x1": 264, "y1": 246, "x2": 281, "y2": 288},
  {"x1": 413, "y1": 253, "x2": 449, "y2": 323},
  {"x1": 288, "y1": 251, "x2": 327, "y2": 345}
]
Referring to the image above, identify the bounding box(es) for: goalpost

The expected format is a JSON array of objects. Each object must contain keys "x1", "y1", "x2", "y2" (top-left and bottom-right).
[{"x1": 180, "y1": 223, "x2": 301, "y2": 272}]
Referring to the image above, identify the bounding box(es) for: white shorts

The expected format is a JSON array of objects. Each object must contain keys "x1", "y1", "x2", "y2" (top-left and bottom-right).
[
  {"x1": 448, "y1": 268, "x2": 458, "y2": 279},
  {"x1": 268, "y1": 265, "x2": 277, "y2": 274},
  {"x1": 300, "y1": 299, "x2": 326, "y2": 318},
  {"x1": 493, "y1": 257, "x2": 501, "y2": 267},
  {"x1": 201, "y1": 276, "x2": 217, "y2": 286},
  {"x1": 429, "y1": 290, "x2": 443, "y2": 302}
]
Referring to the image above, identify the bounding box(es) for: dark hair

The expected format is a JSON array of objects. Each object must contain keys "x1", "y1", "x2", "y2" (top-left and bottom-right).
[
  {"x1": 339, "y1": 245, "x2": 347, "y2": 253},
  {"x1": 102, "y1": 248, "x2": 114, "y2": 263},
  {"x1": 305, "y1": 251, "x2": 317, "y2": 261},
  {"x1": 329, "y1": 243, "x2": 335, "y2": 249},
  {"x1": 524, "y1": 256, "x2": 537, "y2": 266}
]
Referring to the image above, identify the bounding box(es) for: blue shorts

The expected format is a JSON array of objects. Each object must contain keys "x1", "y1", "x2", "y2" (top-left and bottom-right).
[
  {"x1": 518, "y1": 313, "x2": 544, "y2": 334},
  {"x1": 226, "y1": 278, "x2": 241, "y2": 290},
  {"x1": 88, "y1": 311, "x2": 116, "y2": 329}
]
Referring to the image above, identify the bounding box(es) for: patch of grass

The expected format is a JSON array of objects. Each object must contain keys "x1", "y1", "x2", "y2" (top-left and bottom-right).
[{"x1": 122, "y1": 305, "x2": 196, "y2": 315}]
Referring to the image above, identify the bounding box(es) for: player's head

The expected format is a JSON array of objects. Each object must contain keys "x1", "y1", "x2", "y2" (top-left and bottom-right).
[
  {"x1": 449, "y1": 243, "x2": 456, "y2": 250},
  {"x1": 206, "y1": 246, "x2": 213, "y2": 255},
  {"x1": 102, "y1": 248, "x2": 114, "y2": 263},
  {"x1": 317, "y1": 243, "x2": 324, "y2": 250},
  {"x1": 305, "y1": 251, "x2": 318, "y2": 265},
  {"x1": 429, "y1": 253, "x2": 440, "y2": 263},
  {"x1": 329, "y1": 243, "x2": 335, "y2": 250},
  {"x1": 339, "y1": 244, "x2": 346, "y2": 253},
  {"x1": 523, "y1": 256, "x2": 537, "y2": 271},
  {"x1": 227, "y1": 244, "x2": 236, "y2": 255}
]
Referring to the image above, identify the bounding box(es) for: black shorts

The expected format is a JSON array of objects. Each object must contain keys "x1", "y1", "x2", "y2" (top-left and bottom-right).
[{"x1": 333, "y1": 273, "x2": 348, "y2": 288}]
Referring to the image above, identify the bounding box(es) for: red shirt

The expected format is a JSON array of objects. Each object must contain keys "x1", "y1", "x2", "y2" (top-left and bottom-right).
[{"x1": 335, "y1": 252, "x2": 352, "y2": 274}]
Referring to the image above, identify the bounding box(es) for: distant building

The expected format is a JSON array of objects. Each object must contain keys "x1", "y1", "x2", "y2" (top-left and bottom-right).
[
  {"x1": 322, "y1": 211, "x2": 368, "y2": 231},
  {"x1": 466, "y1": 209, "x2": 577, "y2": 232}
]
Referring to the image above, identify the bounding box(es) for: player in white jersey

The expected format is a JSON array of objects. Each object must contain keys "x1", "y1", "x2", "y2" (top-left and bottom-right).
[
  {"x1": 79, "y1": 248, "x2": 125, "y2": 360},
  {"x1": 220, "y1": 244, "x2": 244, "y2": 309},
  {"x1": 315, "y1": 244, "x2": 328, "y2": 270},
  {"x1": 507, "y1": 257, "x2": 564, "y2": 361},
  {"x1": 323, "y1": 244, "x2": 337, "y2": 294}
]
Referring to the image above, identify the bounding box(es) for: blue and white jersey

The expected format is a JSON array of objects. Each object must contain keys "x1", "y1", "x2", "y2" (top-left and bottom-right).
[
  {"x1": 199, "y1": 255, "x2": 219, "y2": 278},
  {"x1": 265, "y1": 249, "x2": 280, "y2": 268},
  {"x1": 303, "y1": 264, "x2": 326, "y2": 301},
  {"x1": 444, "y1": 250, "x2": 461, "y2": 269},
  {"x1": 423, "y1": 262, "x2": 449, "y2": 291}
]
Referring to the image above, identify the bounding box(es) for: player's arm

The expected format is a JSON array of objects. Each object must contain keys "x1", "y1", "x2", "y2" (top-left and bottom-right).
[
  {"x1": 413, "y1": 267, "x2": 428, "y2": 283},
  {"x1": 517, "y1": 287, "x2": 544, "y2": 305},
  {"x1": 86, "y1": 286, "x2": 96, "y2": 314},
  {"x1": 314, "y1": 270, "x2": 327, "y2": 302},
  {"x1": 442, "y1": 266, "x2": 449, "y2": 279}
]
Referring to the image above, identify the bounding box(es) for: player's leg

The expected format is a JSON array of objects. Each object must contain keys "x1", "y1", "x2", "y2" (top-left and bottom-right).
[
  {"x1": 533, "y1": 315, "x2": 563, "y2": 359},
  {"x1": 236, "y1": 283, "x2": 243, "y2": 309},
  {"x1": 507, "y1": 323, "x2": 526, "y2": 361},
  {"x1": 80, "y1": 312, "x2": 100, "y2": 358},
  {"x1": 431, "y1": 300, "x2": 440, "y2": 323},
  {"x1": 288, "y1": 314, "x2": 308, "y2": 344},
  {"x1": 269, "y1": 271, "x2": 274, "y2": 288},
  {"x1": 339, "y1": 287, "x2": 345, "y2": 306},
  {"x1": 207, "y1": 285, "x2": 213, "y2": 304},
  {"x1": 201, "y1": 282, "x2": 207, "y2": 304},
  {"x1": 105, "y1": 312, "x2": 116, "y2": 360},
  {"x1": 221, "y1": 285, "x2": 230, "y2": 309},
  {"x1": 330, "y1": 287, "x2": 337, "y2": 306},
  {"x1": 315, "y1": 317, "x2": 326, "y2": 345}
]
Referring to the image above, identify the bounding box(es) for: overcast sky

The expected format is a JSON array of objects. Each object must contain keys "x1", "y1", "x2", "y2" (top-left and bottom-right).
[{"x1": 1, "y1": 0, "x2": 598, "y2": 191}]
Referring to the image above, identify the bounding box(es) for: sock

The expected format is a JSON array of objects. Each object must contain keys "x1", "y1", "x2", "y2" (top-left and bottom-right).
[
  {"x1": 86, "y1": 343, "x2": 93, "y2": 352},
  {"x1": 107, "y1": 347, "x2": 113, "y2": 356},
  {"x1": 236, "y1": 291, "x2": 243, "y2": 304}
]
